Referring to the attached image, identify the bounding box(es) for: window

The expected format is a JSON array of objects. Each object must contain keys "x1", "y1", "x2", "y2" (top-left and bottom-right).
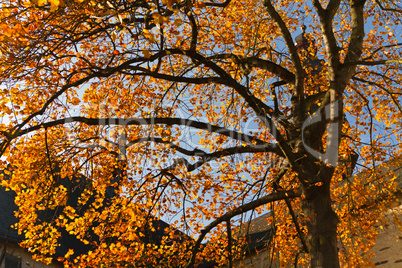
[{"x1": 3, "y1": 253, "x2": 21, "y2": 268}]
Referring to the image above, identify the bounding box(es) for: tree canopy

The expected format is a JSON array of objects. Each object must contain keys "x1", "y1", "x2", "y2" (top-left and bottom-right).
[{"x1": 0, "y1": 0, "x2": 401, "y2": 267}]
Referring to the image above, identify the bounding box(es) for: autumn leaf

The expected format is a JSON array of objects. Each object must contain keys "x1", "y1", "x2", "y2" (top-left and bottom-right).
[
  {"x1": 111, "y1": 31, "x2": 117, "y2": 42},
  {"x1": 143, "y1": 49, "x2": 151, "y2": 58},
  {"x1": 142, "y1": 29, "x2": 155, "y2": 42},
  {"x1": 0, "y1": 0, "x2": 401, "y2": 267},
  {"x1": 174, "y1": 18, "x2": 183, "y2": 27}
]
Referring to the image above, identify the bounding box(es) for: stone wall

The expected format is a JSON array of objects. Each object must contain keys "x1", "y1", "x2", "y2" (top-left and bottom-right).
[{"x1": 371, "y1": 200, "x2": 402, "y2": 267}]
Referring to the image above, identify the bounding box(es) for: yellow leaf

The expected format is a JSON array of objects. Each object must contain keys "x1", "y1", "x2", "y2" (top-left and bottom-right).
[
  {"x1": 143, "y1": 49, "x2": 151, "y2": 58},
  {"x1": 174, "y1": 18, "x2": 183, "y2": 27},
  {"x1": 152, "y1": 13, "x2": 168, "y2": 25},
  {"x1": 31, "y1": 0, "x2": 46, "y2": 5},
  {"x1": 49, "y1": 0, "x2": 59, "y2": 11},
  {"x1": 143, "y1": 29, "x2": 155, "y2": 42},
  {"x1": 111, "y1": 31, "x2": 117, "y2": 42}
]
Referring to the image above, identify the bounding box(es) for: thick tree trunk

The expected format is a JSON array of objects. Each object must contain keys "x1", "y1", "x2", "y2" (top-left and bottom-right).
[{"x1": 301, "y1": 165, "x2": 340, "y2": 268}]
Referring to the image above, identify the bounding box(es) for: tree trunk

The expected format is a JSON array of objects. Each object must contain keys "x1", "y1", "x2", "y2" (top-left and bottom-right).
[{"x1": 301, "y1": 165, "x2": 340, "y2": 268}]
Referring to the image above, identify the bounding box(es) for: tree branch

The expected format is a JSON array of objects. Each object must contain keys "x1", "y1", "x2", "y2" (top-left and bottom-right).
[
  {"x1": 184, "y1": 189, "x2": 301, "y2": 268},
  {"x1": 204, "y1": 0, "x2": 232, "y2": 7},
  {"x1": 122, "y1": 65, "x2": 226, "y2": 84},
  {"x1": 352, "y1": 76, "x2": 402, "y2": 113},
  {"x1": 226, "y1": 220, "x2": 233, "y2": 268},
  {"x1": 185, "y1": 6, "x2": 198, "y2": 51},
  {"x1": 162, "y1": 143, "x2": 283, "y2": 172},
  {"x1": 208, "y1": 53, "x2": 295, "y2": 85},
  {"x1": 126, "y1": 137, "x2": 279, "y2": 155},
  {"x1": 241, "y1": 56, "x2": 295, "y2": 85},
  {"x1": 312, "y1": 0, "x2": 341, "y2": 77},
  {"x1": 17, "y1": 117, "x2": 267, "y2": 145},
  {"x1": 3, "y1": 47, "x2": 297, "y2": 169},
  {"x1": 360, "y1": 42, "x2": 402, "y2": 61},
  {"x1": 184, "y1": 50, "x2": 299, "y2": 168},
  {"x1": 272, "y1": 165, "x2": 309, "y2": 252},
  {"x1": 343, "y1": 59, "x2": 402, "y2": 66},
  {"x1": 341, "y1": 0, "x2": 367, "y2": 89},
  {"x1": 263, "y1": 0, "x2": 304, "y2": 95},
  {"x1": 375, "y1": 0, "x2": 402, "y2": 13},
  {"x1": 276, "y1": 193, "x2": 309, "y2": 253}
]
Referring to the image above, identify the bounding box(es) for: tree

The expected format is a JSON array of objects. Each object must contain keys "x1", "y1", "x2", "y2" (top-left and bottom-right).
[{"x1": 0, "y1": 0, "x2": 401, "y2": 267}]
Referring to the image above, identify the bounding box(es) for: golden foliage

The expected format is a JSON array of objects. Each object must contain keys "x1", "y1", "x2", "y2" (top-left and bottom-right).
[{"x1": 0, "y1": 0, "x2": 401, "y2": 267}]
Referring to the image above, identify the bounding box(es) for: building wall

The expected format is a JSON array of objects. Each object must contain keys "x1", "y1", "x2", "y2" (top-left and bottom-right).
[
  {"x1": 234, "y1": 250, "x2": 279, "y2": 268},
  {"x1": 0, "y1": 240, "x2": 62, "y2": 268},
  {"x1": 371, "y1": 201, "x2": 402, "y2": 267},
  {"x1": 371, "y1": 163, "x2": 402, "y2": 267}
]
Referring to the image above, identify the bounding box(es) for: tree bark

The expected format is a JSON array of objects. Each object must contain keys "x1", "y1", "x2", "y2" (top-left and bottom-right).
[{"x1": 301, "y1": 164, "x2": 339, "y2": 268}]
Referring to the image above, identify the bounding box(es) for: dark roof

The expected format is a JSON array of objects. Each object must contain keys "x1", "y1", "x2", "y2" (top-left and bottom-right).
[
  {"x1": 0, "y1": 169, "x2": 202, "y2": 266},
  {"x1": 242, "y1": 229, "x2": 274, "y2": 252},
  {"x1": 0, "y1": 183, "x2": 21, "y2": 243},
  {"x1": 237, "y1": 213, "x2": 274, "y2": 252},
  {"x1": 0, "y1": 171, "x2": 93, "y2": 258}
]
